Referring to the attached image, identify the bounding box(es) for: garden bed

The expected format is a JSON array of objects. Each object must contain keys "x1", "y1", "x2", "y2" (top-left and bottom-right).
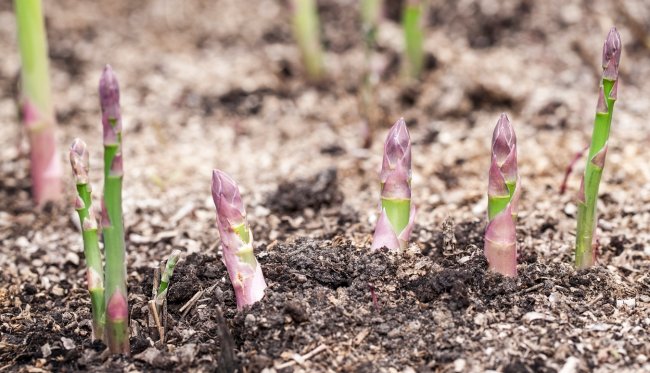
[{"x1": 1, "y1": 0, "x2": 649, "y2": 371}]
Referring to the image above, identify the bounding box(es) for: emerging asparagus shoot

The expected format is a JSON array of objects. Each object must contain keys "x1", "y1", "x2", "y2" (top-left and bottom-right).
[
  {"x1": 14, "y1": 0, "x2": 62, "y2": 205},
  {"x1": 402, "y1": 0, "x2": 424, "y2": 79},
  {"x1": 372, "y1": 118, "x2": 415, "y2": 250},
  {"x1": 99, "y1": 65, "x2": 129, "y2": 354},
  {"x1": 484, "y1": 114, "x2": 519, "y2": 277},
  {"x1": 211, "y1": 170, "x2": 267, "y2": 310},
  {"x1": 290, "y1": 0, "x2": 324, "y2": 80},
  {"x1": 575, "y1": 27, "x2": 622, "y2": 269},
  {"x1": 70, "y1": 139, "x2": 105, "y2": 341},
  {"x1": 156, "y1": 249, "x2": 181, "y2": 305}
]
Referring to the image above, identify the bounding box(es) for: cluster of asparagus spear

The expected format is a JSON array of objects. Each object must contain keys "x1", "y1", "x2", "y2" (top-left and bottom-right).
[
  {"x1": 13, "y1": 0, "x2": 615, "y2": 354},
  {"x1": 369, "y1": 28, "x2": 622, "y2": 280},
  {"x1": 69, "y1": 66, "x2": 130, "y2": 354}
]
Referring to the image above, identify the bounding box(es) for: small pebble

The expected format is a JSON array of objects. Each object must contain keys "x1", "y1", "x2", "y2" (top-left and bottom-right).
[
  {"x1": 454, "y1": 358, "x2": 466, "y2": 372},
  {"x1": 41, "y1": 343, "x2": 51, "y2": 357},
  {"x1": 245, "y1": 314, "x2": 256, "y2": 328},
  {"x1": 61, "y1": 337, "x2": 75, "y2": 350},
  {"x1": 563, "y1": 203, "x2": 577, "y2": 217}
]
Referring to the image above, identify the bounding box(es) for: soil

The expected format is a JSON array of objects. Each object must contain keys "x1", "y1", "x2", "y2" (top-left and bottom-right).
[{"x1": 1, "y1": 0, "x2": 650, "y2": 372}]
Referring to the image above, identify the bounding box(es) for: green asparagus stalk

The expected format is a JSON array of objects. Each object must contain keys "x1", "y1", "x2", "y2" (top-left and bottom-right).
[
  {"x1": 402, "y1": 0, "x2": 424, "y2": 79},
  {"x1": 290, "y1": 0, "x2": 324, "y2": 80},
  {"x1": 69, "y1": 139, "x2": 105, "y2": 341},
  {"x1": 575, "y1": 27, "x2": 622, "y2": 269},
  {"x1": 359, "y1": 0, "x2": 382, "y2": 148},
  {"x1": 99, "y1": 65, "x2": 129, "y2": 354},
  {"x1": 14, "y1": 0, "x2": 62, "y2": 205}
]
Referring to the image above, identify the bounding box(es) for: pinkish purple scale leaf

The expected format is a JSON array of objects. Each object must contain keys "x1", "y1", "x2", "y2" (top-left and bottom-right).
[
  {"x1": 371, "y1": 209, "x2": 401, "y2": 250},
  {"x1": 488, "y1": 159, "x2": 509, "y2": 197},
  {"x1": 484, "y1": 205, "x2": 517, "y2": 277}
]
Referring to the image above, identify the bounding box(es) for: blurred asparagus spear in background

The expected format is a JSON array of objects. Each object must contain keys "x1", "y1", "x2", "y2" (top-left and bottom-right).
[
  {"x1": 484, "y1": 114, "x2": 519, "y2": 277},
  {"x1": 372, "y1": 118, "x2": 415, "y2": 250},
  {"x1": 402, "y1": 0, "x2": 424, "y2": 79},
  {"x1": 290, "y1": 0, "x2": 324, "y2": 80},
  {"x1": 14, "y1": 0, "x2": 62, "y2": 205},
  {"x1": 99, "y1": 65, "x2": 130, "y2": 355},
  {"x1": 359, "y1": 0, "x2": 383, "y2": 148},
  {"x1": 70, "y1": 139, "x2": 105, "y2": 341},
  {"x1": 211, "y1": 170, "x2": 267, "y2": 310},
  {"x1": 575, "y1": 27, "x2": 622, "y2": 269}
]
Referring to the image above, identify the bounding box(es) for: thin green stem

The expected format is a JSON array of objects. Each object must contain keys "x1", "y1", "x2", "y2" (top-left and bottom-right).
[
  {"x1": 74, "y1": 183, "x2": 105, "y2": 340},
  {"x1": 103, "y1": 143, "x2": 129, "y2": 353},
  {"x1": 381, "y1": 198, "x2": 410, "y2": 235},
  {"x1": 575, "y1": 79, "x2": 616, "y2": 269},
  {"x1": 292, "y1": 0, "x2": 324, "y2": 80},
  {"x1": 402, "y1": 0, "x2": 423, "y2": 79}
]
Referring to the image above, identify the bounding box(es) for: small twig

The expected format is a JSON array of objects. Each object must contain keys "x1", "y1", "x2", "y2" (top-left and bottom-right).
[
  {"x1": 216, "y1": 306, "x2": 238, "y2": 373},
  {"x1": 148, "y1": 267, "x2": 161, "y2": 330},
  {"x1": 369, "y1": 284, "x2": 380, "y2": 312},
  {"x1": 275, "y1": 344, "x2": 328, "y2": 369},
  {"x1": 179, "y1": 284, "x2": 217, "y2": 318},
  {"x1": 559, "y1": 145, "x2": 588, "y2": 195},
  {"x1": 148, "y1": 300, "x2": 164, "y2": 343},
  {"x1": 179, "y1": 289, "x2": 204, "y2": 317},
  {"x1": 521, "y1": 282, "x2": 544, "y2": 294}
]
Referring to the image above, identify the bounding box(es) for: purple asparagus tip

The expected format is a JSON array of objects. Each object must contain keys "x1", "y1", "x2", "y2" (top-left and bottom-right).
[
  {"x1": 211, "y1": 169, "x2": 246, "y2": 227},
  {"x1": 70, "y1": 138, "x2": 90, "y2": 184},
  {"x1": 99, "y1": 65, "x2": 122, "y2": 145},
  {"x1": 381, "y1": 118, "x2": 411, "y2": 182},
  {"x1": 602, "y1": 27, "x2": 622, "y2": 80},
  {"x1": 491, "y1": 113, "x2": 517, "y2": 183}
]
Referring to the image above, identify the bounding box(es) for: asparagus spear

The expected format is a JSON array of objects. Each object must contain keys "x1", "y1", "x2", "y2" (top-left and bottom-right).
[
  {"x1": 156, "y1": 249, "x2": 181, "y2": 304},
  {"x1": 69, "y1": 139, "x2": 105, "y2": 341},
  {"x1": 575, "y1": 27, "x2": 622, "y2": 269},
  {"x1": 14, "y1": 0, "x2": 62, "y2": 205},
  {"x1": 290, "y1": 0, "x2": 324, "y2": 80},
  {"x1": 402, "y1": 0, "x2": 424, "y2": 79},
  {"x1": 211, "y1": 170, "x2": 267, "y2": 310},
  {"x1": 484, "y1": 114, "x2": 520, "y2": 277},
  {"x1": 372, "y1": 118, "x2": 415, "y2": 250},
  {"x1": 99, "y1": 65, "x2": 129, "y2": 354}
]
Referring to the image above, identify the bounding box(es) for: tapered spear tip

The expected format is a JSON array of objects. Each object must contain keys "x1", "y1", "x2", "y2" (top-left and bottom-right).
[
  {"x1": 602, "y1": 27, "x2": 622, "y2": 80},
  {"x1": 69, "y1": 138, "x2": 89, "y2": 184},
  {"x1": 211, "y1": 169, "x2": 245, "y2": 226},
  {"x1": 99, "y1": 65, "x2": 120, "y2": 108}
]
